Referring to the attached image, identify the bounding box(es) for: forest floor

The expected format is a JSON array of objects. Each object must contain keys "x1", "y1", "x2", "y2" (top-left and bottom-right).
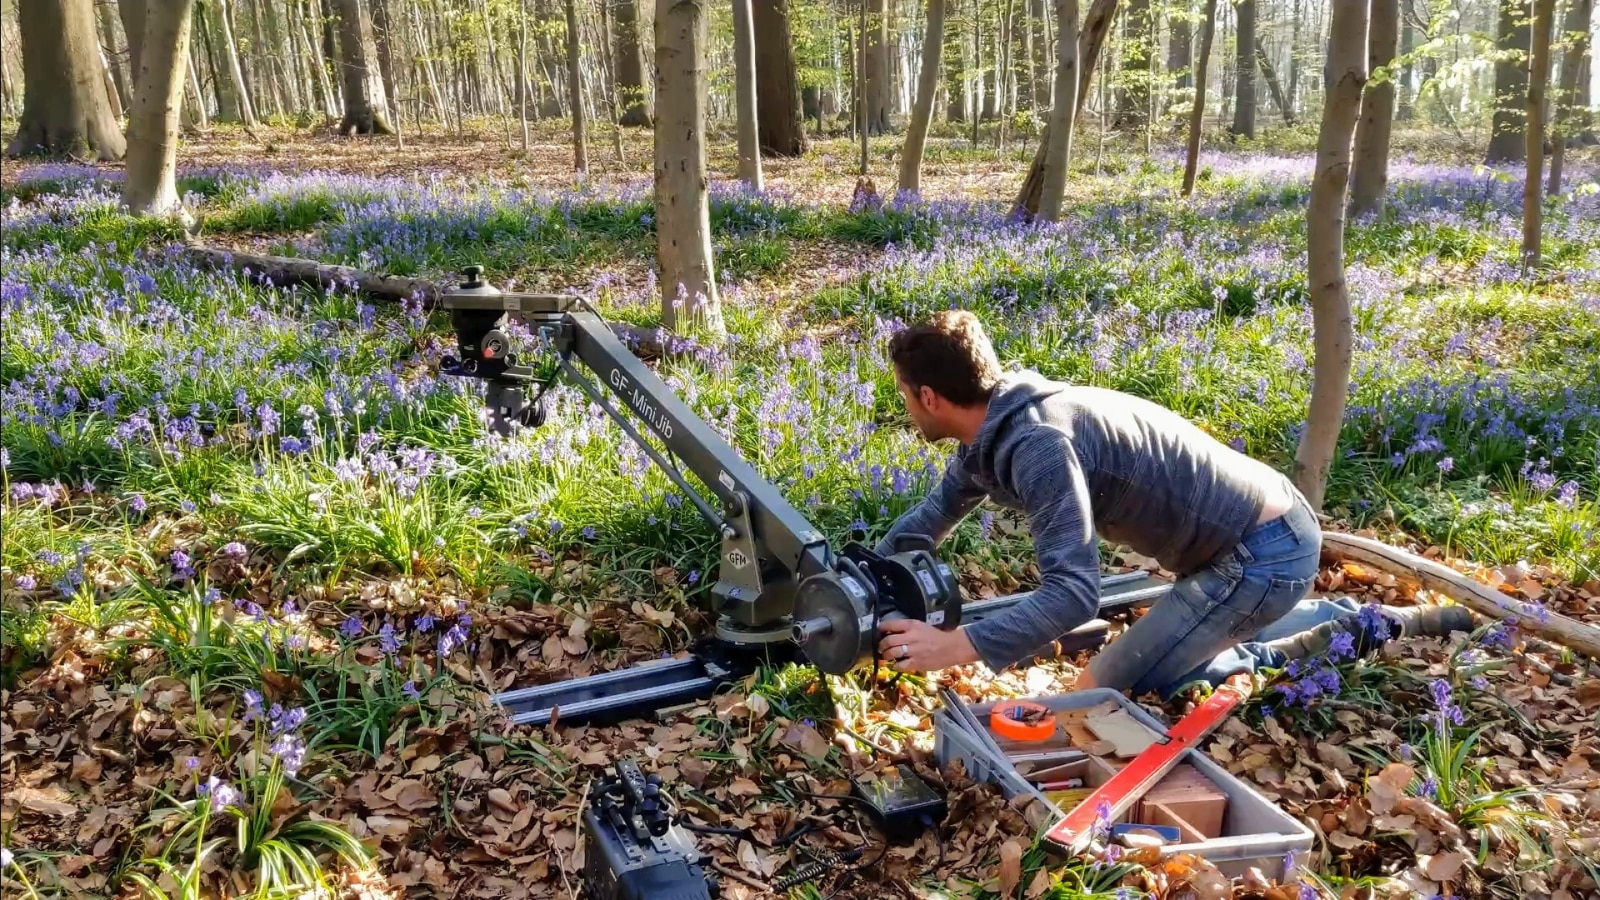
[{"x1": 1, "y1": 119, "x2": 1598, "y2": 900}]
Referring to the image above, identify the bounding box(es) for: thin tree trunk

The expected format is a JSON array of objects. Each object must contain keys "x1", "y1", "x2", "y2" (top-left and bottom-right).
[
  {"x1": 946, "y1": 0, "x2": 967, "y2": 120},
  {"x1": 6, "y1": 0, "x2": 127, "y2": 159},
  {"x1": 732, "y1": 0, "x2": 763, "y2": 189},
  {"x1": 1009, "y1": 0, "x2": 1120, "y2": 219},
  {"x1": 564, "y1": 0, "x2": 587, "y2": 170},
  {"x1": 370, "y1": 0, "x2": 397, "y2": 116},
  {"x1": 186, "y1": 47, "x2": 210, "y2": 128},
  {"x1": 654, "y1": 0, "x2": 723, "y2": 336},
  {"x1": 1114, "y1": 0, "x2": 1151, "y2": 128},
  {"x1": 1293, "y1": 0, "x2": 1368, "y2": 513},
  {"x1": 215, "y1": 0, "x2": 257, "y2": 125},
  {"x1": 1349, "y1": 0, "x2": 1398, "y2": 217},
  {"x1": 1229, "y1": 0, "x2": 1256, "y2": 138},
  {"x1": 302, "y1": 0, "x2": 341, "y2": 116},
  {"x1": 1254, "y1": 38, "x2": 1292, "y2": 125},
  {"x1": 124, "y1": 0, "x2": 196, "y2": 219},
  {"x1": 596, "y1": 0, "x2": 625, "y2": 162},
  {"x1": 1488, "y1": 0, "x2": 1533, "y2": 164},
  {"x1": 98, "y1": 0, "x2": 133, "y2": 111},
  {"x1": 1182, "y1": 0, "x2": 1218, "y2": 195},
  {"x1": 899, "y1": 0, "x2": 946, "y2": 195},
  {"x1": 1037, "y1": 0, "x2": 1079, "y2": 222},
  {"x1": 1397, "y1": 0, "x2": 1415, "y2": 119},
  {"x1": 409, "y1": 0, "x2": 446, "y2": 122},
  {"x1": 1522, "y1": 0, "x2": 1555, "y2": 269},
  {"x1": 859, "y1": 0, "x2": 870, "y2": 171},
  {"x1": 1547, "y1": 0, "x2": 1592, "y2": 193},
  {"x1": 247, "y1": 0, "x2": 282, "y2": 118},
  {"x1": 518, "y1": 0, "x2": 531, "y2": 146}
]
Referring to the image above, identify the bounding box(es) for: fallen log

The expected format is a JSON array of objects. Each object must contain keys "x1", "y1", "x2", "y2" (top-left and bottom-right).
[
  {"x1": 180, "y1": 243, "x2": 677, "y2": 359},
  {"x1": 1321, "y1": 531, "x2": 1600, "y2": 660},
  {"x1": 183, "y1": 243, "x2": 443, "y2": 308}
]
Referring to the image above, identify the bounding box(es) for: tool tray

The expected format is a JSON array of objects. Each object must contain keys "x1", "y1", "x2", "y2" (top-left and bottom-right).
[{"x1": 933, "y1": 688, "x2": 1312, "y2": 881}]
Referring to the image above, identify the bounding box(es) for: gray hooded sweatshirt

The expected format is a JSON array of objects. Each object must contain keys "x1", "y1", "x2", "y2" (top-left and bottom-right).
[{"x1": 875, "y1": 370, "x2": 1284, "y2": 673}]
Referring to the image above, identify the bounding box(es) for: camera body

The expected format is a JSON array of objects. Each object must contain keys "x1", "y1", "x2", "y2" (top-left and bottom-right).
[{"x1": 581, "y1": 760, "x2": 714, "y2": 900}]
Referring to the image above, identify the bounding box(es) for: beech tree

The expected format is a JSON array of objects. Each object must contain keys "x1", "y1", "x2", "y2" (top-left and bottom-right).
[
  {"x1": 1547, "y1": 0, "x2": 1593, "y2": 194},
  {"x1": 731, "y1": 0, "x2": 762, "y2": 190},
  {"x1": 1349, "y1": 0, "x2": 1399, "y2": 217},
  {"x1": 1294, "y1": 0, "x2": 1369, "y2": 512},
  {"x1": 565, "y1": 0, "x2": 587, "y2": 170},
  {"x1": 1037, "y1": 0, "x2": 1080, "y2": 223},
  {"x1": 1487, "y1": 0, "x2": 1532, "y2": 164},
  {"x1": 1230, "y1": 0, "x2": 1257, "y2": 139},
  {"x1": 654, "y1": 0, "x2": 723, "y2": 336},
  {"x1": 333, "y1": 0, "x2": 395, "y2": 134},
  {"x1": 752, "y1": 0, "x2": 808, "y2": 156},
  {"x1": 123, "y1": 0, "x2": 198, "y2": 219},
  {"x1": 614, "y1": 0, "x2": 651, "y2": 125},
  {"x1": 7, "y1": 0, "x2": 127, "y2": 160},
  {"x1": 1521, "y1": 0, "x2": 1555, "y2": 269},
  {"x1": 1182, "y1": 0, "x2": 1220, "y2": 197},
  {"x1": 899, "y1": 0, "x2": 947, "y2": 196}
]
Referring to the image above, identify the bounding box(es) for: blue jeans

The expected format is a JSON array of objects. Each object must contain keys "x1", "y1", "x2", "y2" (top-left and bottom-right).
[{"x1": 1085, "y1": 483, "x2": 1325, "y2": 699}]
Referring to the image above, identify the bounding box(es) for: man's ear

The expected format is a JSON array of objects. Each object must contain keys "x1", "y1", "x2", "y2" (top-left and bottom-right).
[{"x1": 918, "y1": 384, "x2": 941, "y2": 410}]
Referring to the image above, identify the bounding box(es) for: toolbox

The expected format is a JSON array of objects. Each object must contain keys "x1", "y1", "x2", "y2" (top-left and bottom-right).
[{"x1": 933, "y1": 688, "x2": 1313, "y2": 881}]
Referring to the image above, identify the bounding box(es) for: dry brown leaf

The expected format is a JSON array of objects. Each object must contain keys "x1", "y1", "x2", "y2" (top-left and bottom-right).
[
  {"x1": 736, "y1": 840, "x2": 763, "y2": 876},
  {"x1": 1368, "y1": 763, "x2": 1414, "y2": 815},
  {"x1": 71, "y1": 753, "x2": 103, "y2": 783},
  {"x1": 727, "y1": 777, "x2": 761, "y2": 797},
  {"x1": 1328, "y1": 830, "x2": 1366, "y2": 850},
  {"x1": 18, "y1": 788, "x2": 77, "y2": 817},
  {"x1": 780, "y1": 723, "x2": 829, "y2": 760},
  {"x1": 410, "y1": 754, "x2": 442, "y2": 774},
  {"x1": 679, "y1": 755, "x2": 711, "y2": 788},
  {"x1": 382, "y1": 779, "x2": 437, "y2": 812},
  {"x1": 746, "y1": 693, "x2": 770, "y2": 720},
  {"x1": 1425, "y1": 851, "x2": 1468, "y2": 882},
  {"x1": 1317, "y1": 742, "x2": 1356, "y2": 773},
  {"x1": 998, "y1": 839, "x2": 1024, "y2": 896}
]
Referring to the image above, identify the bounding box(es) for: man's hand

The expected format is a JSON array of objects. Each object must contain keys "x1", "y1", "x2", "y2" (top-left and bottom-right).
[{"x1": 877, "y1": 619, "x2": 981, "y2": 673}]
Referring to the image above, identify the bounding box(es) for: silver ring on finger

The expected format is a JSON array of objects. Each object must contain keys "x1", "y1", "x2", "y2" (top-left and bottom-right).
[{"x1": 899, "y1": 644, "x2": 909, "y2": 659}]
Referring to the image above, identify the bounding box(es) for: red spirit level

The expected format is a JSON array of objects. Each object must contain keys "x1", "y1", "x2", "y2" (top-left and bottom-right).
[{"x1": 1043, "y1": 681, "x2": 1251, "y2": 855}]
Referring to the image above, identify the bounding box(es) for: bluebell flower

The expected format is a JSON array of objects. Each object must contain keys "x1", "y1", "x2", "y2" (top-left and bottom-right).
[
  {"x1": 416, "y1": 613, "x2": 436, "y2": 633},
  {"x1": 340, "y1": 616, "x2": 363, "y2": 639},
  {"x1": 379, "y1": 622, "x2": 400, "y2": 654},
  {"x1": 403, "y1": 681, "x2": 421, "y2": 700}
]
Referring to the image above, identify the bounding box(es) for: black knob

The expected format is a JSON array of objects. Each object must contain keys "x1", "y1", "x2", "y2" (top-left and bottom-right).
[
  {"x1": 646, "y1": 774, "x2": 663, "y2": 786},
  {"x1": 461, "y1": 265, "x2": 484, "y2": 288}
]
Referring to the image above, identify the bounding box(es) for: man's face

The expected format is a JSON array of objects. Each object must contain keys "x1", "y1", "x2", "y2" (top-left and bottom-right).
[{"x1": 896, "y1": 374, "x2": 950, "y2": 442}]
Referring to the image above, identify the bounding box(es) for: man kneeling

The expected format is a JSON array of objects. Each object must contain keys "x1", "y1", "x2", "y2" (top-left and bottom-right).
[{"x1": 871, "y1": 311, "x2": 1469, "y2": 696}]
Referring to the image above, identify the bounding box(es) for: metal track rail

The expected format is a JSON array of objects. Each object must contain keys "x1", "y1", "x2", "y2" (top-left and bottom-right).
[{"x1": 492, "y1": 571, "x2": 1171, "y2": 729}]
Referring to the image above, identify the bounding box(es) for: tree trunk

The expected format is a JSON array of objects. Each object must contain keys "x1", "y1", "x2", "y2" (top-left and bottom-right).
[
  {"x1": 1293, "y1": 0, "x2": 1368, "y2": 513},
  {"x1": 124, "y1": 0, "x2": 195, "y2": 218},
  {"x1": 1114, "y1": 0, "x2": 1151, "y2": 129},
  {"x1": 98, "y1": 0, "x2": 133, "y2": 111},
  {"x1": 654, "y1": 0, "x2": 723, "y2": 336},
  {"x1": 564, "y1": 0, "x2": 588, "y2": 170},
  {"x1": 1547, "y1": 0, "x2": 1592, "y2": 193},
  {"x1": 753, "y1": 0, "x2": 809, "y2": 156},
  {"x1": 1229, "y1": 0, "x2": 1256, "y2": 138},
  {"x1": 333, "y1": 0, "x2": 394, "y2": 133},
  {"x1": 1037, "y1": 0, "x2": 1079, "y2": 222},
  {"x1": 1349, "y1": 0, "x2": 1398, "y2": 217},
  {"x1": 1181, "y1": 0, "x2": 1218, "y2": 196},
  {"x1": 1009, "y1": 0, "x2": 1120, "y2": 220},
  {"x1": 866, "y1": 0, "x2": 890, "y2": 133},
  {"x1": 731, "y1": 0, "x2": 763, "y2": 189},
  {"x1": 858, "y1": 0, "x2": 869, "y2": 171},
  {"x1": 370, "y1": 0, "x2": 398, "y2": 116},
  {"x1": 899, "y1": 0, "x2": 946, "y2": 195},
  {"x1": 946, "y1": 0, "x2": 968, "y2": 121},
  {"x1": 1522, "y1": 0, "x2": 1554, "y2": 269},
  {"x1": 614, "y1": 0, "x2": 651, "y2": 125},
  {"x1": 1396, "y1": 2, "x2": 1415, "y2": 119},
  {"x1": 6, "y1": 0, "x2": 127, "y2": 159},
  {"x1": 215, "y1": 0, "x2": 257, "y2": 125},
  {"x1": 1255, "y1": 38, "x2": 1292, "y2": 125},
  {"x1": 1487, "y1": 0, "x2": 1532, "y2": 164},
  {"x1": 1169, "y1": 2, "x2": 1192, "y2": 92},
  {"x1": 518, "y1": 0, "x2": 531, "y2": 145}
]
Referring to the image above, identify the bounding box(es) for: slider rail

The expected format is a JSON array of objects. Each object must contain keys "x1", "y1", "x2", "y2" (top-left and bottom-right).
[{"x1": 491, "y1": 572, "x2": 1173, "y2": 729}]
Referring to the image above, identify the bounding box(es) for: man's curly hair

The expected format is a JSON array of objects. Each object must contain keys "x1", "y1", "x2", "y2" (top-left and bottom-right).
[{"x1": 888, "y1": 310, "x2": 1003, "y2": 406}]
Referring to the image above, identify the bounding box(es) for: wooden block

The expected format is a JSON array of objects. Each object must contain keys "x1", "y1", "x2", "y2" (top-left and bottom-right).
[
  {"x1": 1064, "y1": 723, "x2": 1100, "y2": 749},
  {"x1": 1085, "y1": 708, "x2": 1158, "y2": 757},
  {"x1": 1137, "y1": 764, "x2": 1227, "y2": 839},
  {"x1": 1144, "y1": 801, "x2": 1209, "y2": 844}
]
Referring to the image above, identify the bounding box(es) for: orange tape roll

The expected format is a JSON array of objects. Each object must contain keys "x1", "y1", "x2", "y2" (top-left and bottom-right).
[{"x1": 990, "y1": 701, "x2": 1058, "y2": 742}]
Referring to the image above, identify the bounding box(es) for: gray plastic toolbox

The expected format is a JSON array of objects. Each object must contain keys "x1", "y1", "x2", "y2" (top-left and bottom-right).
[{"x1": 933, "y1": 688, "x2": 1313, "y2": 882}]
